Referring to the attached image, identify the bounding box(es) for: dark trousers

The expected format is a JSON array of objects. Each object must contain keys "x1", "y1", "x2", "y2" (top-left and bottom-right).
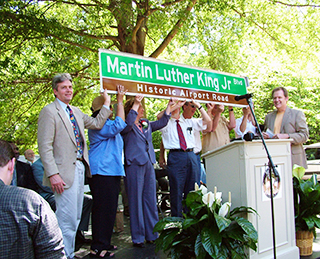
[
  {"x1": 78, "y1": 194, "x2": 93, "y2": 231},
  {"x1": 195, "y1": 153, "x2": 201, "y2": 185},
  {"x1": 89, "y1": 175, "x2": 121, "y2": 251},
  {"x1": 167, "y1": 151, "x2": 198, "y2": 217}
]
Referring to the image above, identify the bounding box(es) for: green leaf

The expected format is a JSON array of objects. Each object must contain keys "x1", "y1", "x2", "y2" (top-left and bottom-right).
[
  {"x1": 153, "y1": 217, "x2": 183, "y2": 232},
  {"x1": 200, "y1": 227, "x2": 216, "y2": 257},
  {"x1": 230, "y1": 244, "x2": 245, "y2": 259},
  {"x1": 194, "y1": 234, "x2": 207, "y2": 259},
  {"x1": 214, "y1": 211, "x2": 232, "y2": 232},
  {"x1": 202, "y1": 225, "x2": 224, "y2": 257},
  {"x1": 234, "y1": 217, "x2": 258, "y2": 250},
  {"x1": 230, "y1": 206, "x2": 258, "y2": 217},
  {"x1": 183, "y1": 218, "x2": 199, "y2": 229},
  {"x1": 312, "y1": 215, "x2": 320, "y2": 229},
  {"x1": 304, "y1": 216, "x2": 315, "y2": 230},
  {"x1": 156, "y1": 228, "x2": 180, "y2": 252}
]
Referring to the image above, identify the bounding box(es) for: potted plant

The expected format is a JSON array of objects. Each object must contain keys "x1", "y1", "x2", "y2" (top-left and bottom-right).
[
  {"x1": 153, "y1": 184, "x2": 258, "y2": 259},
  {"x1": 292, "y1": 164, "x2": 320, "y2": 256}
]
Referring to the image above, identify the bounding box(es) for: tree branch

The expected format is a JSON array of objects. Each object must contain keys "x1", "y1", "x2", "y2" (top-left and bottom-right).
[
  {"x1": 161, "y1": 0, "x2": 186, "y2": 8},
  {"x1": 231, "y1": 7, "x2": 278, "y2": 42},
  {"x1": 150, "y1": 0, "x2": 198, "y2": 58},
  {"x1": 269, "y1": 0, "x2": 320, "y2": 8}
]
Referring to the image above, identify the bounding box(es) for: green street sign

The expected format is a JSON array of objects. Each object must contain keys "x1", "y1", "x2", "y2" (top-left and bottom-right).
[{"x1": 99, "y1": 49, "x2": 248, "y2": 105}]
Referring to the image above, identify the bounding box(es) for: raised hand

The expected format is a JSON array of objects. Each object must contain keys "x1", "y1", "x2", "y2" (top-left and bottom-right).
[
  {"x1": 167, "y1": 98, "x2": 185, "y2": 113},
  {"x1": 116, "y1": 85, "x2": 127, "y2": 103},
  {"x1": 101, "y1": 88, "x2": 111, "y2": 107},
  {"x1": 134, "y1": 94, "x2": 144, "y2": 105},
  {"x1": 214, "y1": 104, "x2": 224, "y2": 113},
  {"x1": 243, "y1": 106, "x2": 250, "y2": 116},
  {"x1": 190, "y1": 99, "x2": 201, "y2": 109}
]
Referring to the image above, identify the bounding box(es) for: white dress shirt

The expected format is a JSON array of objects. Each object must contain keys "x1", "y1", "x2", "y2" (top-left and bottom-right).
[
  {"x1": 235, "y1": 116, "x2": 257, "y2": 138},
  {"x1": 160, "y1": 114, "x2": 205, "y2": 150}
]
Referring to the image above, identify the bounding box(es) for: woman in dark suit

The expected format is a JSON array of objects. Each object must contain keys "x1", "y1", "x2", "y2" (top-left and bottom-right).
[{"x1": 121, "y1": 95, "x2": 173, "y2": 247}]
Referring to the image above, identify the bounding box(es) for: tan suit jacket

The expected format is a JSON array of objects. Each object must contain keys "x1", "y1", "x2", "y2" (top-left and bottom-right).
[
  {"x1": 38, "y1": 98, "x2": 111, "y2": 189},
  {"x1": 264, "y1": 107, "x2": 309, "y2": 168}
]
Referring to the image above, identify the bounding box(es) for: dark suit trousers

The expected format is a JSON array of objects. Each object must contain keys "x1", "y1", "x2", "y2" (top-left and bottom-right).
[
  {"x1": 124, "y1": 161, "x2": 158, "y2": 244},
  {"x1": 89, "y1": 175, "x2": 121, "y2": 251},
  {"x1": 78, "y1": 194, "x2": 93, "y2": 231},
  {"x1": 167, "y1": 151, "x2": 198, "y2": 217}
]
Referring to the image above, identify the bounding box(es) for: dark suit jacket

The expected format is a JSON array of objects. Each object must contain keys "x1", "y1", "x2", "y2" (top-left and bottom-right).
[
  {"x1": 264, "y1": 107, "x2": 309, "y2": 168},
  {"x1": 121, "y1": 109, "x2": 170, "y2": 166},
  {"x1": 31, "y1": 158, "x2": 53, "y2": 195},
  {"x1": 16, "y1": 160, "x2": 38, "y2": 192}
]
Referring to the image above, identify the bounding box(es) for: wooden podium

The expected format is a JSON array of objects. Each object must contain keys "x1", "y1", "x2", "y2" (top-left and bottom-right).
[{"x1": 202, "y1": 139, "x2": 299, "y2": 259}]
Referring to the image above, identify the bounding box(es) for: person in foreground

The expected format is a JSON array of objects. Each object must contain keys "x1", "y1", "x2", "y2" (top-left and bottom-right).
[
  {"x1": 37, "y1": 73, "x2": 112, "y2": 258},
  {"x1": 0, "y1": 139, "x2": 66, "y2": 259},
  {"x1": 262, "y1": 86, "x2": 309, "y2": 168},
  {"x1": 122, "y1": 95, "x2": 173, "y2": 248},
  {"x1": 88, "y1": 85, "x2": 127, "y2": 258}
]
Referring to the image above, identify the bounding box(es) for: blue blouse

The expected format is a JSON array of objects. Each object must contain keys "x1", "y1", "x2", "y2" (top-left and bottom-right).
[{"x1": 89, "y1": 116, "x2": 126, "y2": 176}]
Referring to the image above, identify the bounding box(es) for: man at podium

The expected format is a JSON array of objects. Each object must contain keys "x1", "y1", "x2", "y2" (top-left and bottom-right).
[{"x1": 262, "y1": 87, "x2": 309, "y2": 169}]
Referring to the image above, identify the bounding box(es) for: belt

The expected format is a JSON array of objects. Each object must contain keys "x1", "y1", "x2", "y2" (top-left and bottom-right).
[
  {"x1": 76, "y1": 157, "x2": 83, "y2": 161},
  {"x1": 170, "y1": 148, "x2": 194, "y2": 152},
  {"x1": 195, "y1": 152, "x2": 200, "y2": 156}
]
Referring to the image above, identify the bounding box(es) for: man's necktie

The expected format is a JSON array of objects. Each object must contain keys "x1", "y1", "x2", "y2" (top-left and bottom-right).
[
  {"x1": 176, "y1": 119, "x2": 187, "y2": 151},
  {"x1": 66, "y1": 105, "x2": 83, "y2": 156}
]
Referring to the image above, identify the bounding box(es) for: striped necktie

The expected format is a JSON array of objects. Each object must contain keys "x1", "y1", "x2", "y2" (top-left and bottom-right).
[
  {"x1": 66, "y1": 105, "x2": 83, "y2": 156},
  {"x1": 176, "y1": 119, "x2": 187, "y2": 151}
]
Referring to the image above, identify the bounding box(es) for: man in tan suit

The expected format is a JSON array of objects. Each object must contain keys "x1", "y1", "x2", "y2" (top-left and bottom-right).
[
  {"x1": 37, "y1": 73, "x2": 111, "y2": 258},
  {"x1": 262, "y1": 87, "x2": 309, "y2": 168}
]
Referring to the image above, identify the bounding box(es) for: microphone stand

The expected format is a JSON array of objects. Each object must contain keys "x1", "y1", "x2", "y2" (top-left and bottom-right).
[{"x1": 245, "y1": 95, "x2": 277, "y2": 259}]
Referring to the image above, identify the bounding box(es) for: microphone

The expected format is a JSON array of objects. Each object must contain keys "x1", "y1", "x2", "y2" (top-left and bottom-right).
[{"x1": 234, "y1": 93, "x2": 253, "y2": 101}]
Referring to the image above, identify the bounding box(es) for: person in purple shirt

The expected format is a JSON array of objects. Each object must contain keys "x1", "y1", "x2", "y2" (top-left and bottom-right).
[
  {"x1": 88, "y1": 85, "x2": 126, "y2": 258},
  {"x1": 121, "y1": 95, "x2": 175, "y2": 247}
]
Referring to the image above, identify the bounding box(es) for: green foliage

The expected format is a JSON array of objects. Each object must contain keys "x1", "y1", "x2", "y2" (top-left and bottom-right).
[
  {"x1": 154, "y1": 187, "x2": 258, "y2": 259},
  {"x1": 292, "y1": 165, "x2": 320, "y2": 236}
]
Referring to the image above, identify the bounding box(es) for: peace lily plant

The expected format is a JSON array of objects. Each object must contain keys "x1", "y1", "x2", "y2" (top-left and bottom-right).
[
  {"x1": 292, "y1": 164, "x2": 320, "y2": 235},
  {"x1": 154, "y1": 184, "x2": 258, "y2": 259}
]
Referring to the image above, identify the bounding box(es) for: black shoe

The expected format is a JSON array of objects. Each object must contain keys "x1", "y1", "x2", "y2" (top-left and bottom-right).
[
  {"x1": 133, "y1": 242, "x2": 145, "y2": 248},
  {"x1": 76, "y1": 230, "x2": 92, "y2": 245}
]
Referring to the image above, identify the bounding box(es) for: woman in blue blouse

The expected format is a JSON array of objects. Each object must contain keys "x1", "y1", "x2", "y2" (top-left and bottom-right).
[
  {"x1": 88, "y1": 86, "x2": 126, "y2": 258},
  {"x1": 121, "y1": 95, "x2": 174, "y2": 247}
]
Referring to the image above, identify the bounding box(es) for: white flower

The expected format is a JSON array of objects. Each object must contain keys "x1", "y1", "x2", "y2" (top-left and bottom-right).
[
  {"x1": 140, "y1": 120, "x2": 148, "y2": 129},
  {"x1": 292, "y1": 164, "x2": 305, "y2": 180},
  {"x1": 219, "y1": 202, "x2": 231, "y2": 217},
  {"x1": 215, "y1": 192, "x2": 222, "y2": 205},
  {"x1": 194, "y1": 182, "x2": 207, "y2": 195},
  {"x1": 199, "y1": 185, "x2": 208, "y2": 195},
  {"x1": 202, "y1": 191, "x2": 214, "y2": 207}
]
